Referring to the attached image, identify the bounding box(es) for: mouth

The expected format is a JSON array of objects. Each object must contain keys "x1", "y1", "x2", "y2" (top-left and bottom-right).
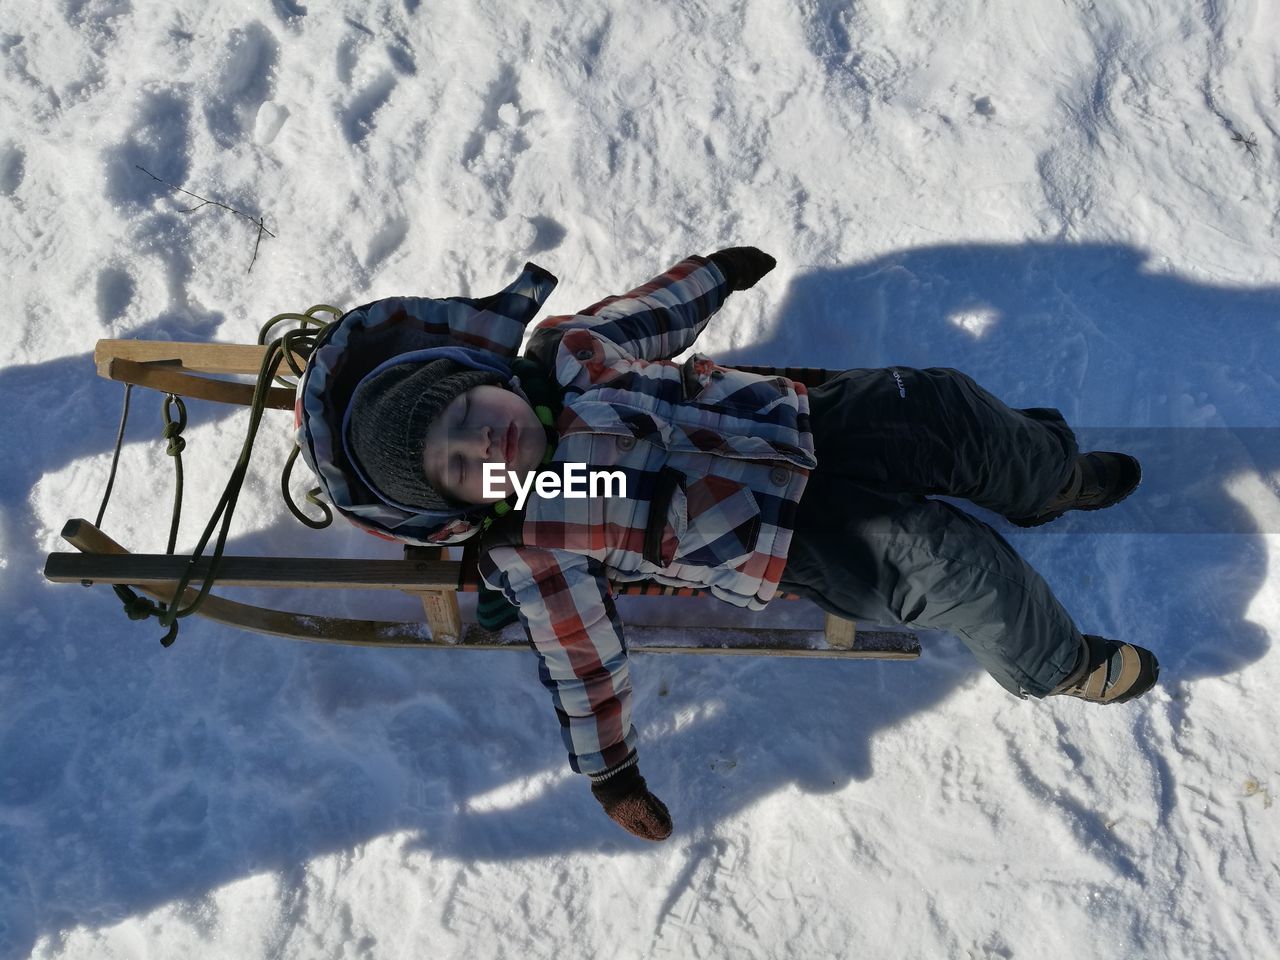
[{"x1": 503, "y1": 422, "x2": 516, "y2": 467}]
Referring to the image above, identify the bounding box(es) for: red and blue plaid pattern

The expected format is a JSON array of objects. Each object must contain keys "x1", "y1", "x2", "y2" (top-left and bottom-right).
[{"x1": 481, "y1": 257, "x2": 816, "y2": 775}]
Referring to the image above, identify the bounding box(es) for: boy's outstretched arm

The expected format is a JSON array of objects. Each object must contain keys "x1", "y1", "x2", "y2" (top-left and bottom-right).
[
  {"x1": 527, "y1": 247, "x2": 776, "y2": 364},
  {"x1": 479, "y1": 544, "x2": 673, "y2": 841}
]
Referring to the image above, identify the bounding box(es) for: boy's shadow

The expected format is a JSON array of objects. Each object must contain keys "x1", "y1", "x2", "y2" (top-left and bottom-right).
[
  {"x1": 433, "y1": 240, "x2": 1280, "y2": 860},
  {"x1": 720, "y1": 241, "x2": 1279, "y2": 684},
  {"x1": 7, "y1": 241, "x2": 1279, "y2": 955}
]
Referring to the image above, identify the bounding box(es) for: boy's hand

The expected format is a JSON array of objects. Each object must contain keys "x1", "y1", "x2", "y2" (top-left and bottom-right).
[
  {"x1": 707, "y1": 246, "x2": 777, "y2": 291},
  {"x1": 590, "y1": 760, "x2": 673, "y2": 841}
]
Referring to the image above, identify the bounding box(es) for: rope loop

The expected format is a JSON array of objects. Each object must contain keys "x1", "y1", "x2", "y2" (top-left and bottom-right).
[
  {"x1": 281, "y1": 444, "x2": 334, "y2": 529},
  {"x1": 162, "y1": 394, "x2": 188, "y2": 456}
]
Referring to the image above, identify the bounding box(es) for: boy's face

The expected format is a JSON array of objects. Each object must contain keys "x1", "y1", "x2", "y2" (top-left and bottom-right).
[{"x1": 422, "y1": 385, "x2": 547, "y2": 505}]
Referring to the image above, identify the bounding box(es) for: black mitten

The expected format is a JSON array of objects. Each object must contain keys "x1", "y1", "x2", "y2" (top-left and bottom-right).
[
  {"x1": 590, "y1": 755, "x2": 673, "y2": 841},
  {"x1": 707, "y1": 246, "x2": 777, "y2": 291}
]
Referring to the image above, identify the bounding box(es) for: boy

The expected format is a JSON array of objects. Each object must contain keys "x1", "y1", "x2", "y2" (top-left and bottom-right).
[{"x1": 337, "y1": 248, "x2": 1158, "y2": 842}]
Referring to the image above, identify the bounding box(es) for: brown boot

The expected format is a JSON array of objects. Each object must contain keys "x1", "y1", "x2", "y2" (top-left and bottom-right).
[{"x1": 1051, "y1": 634, "x2": 1160, "y2": 704}]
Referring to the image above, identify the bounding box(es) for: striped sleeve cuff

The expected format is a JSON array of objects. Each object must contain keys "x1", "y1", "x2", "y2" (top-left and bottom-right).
[{"x1": 588, "y1": 750, "x2": 639, "y2": 783}]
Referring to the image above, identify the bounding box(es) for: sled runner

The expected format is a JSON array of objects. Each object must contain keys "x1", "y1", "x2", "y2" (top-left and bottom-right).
[{"x1": 43, "y1": 333, "x2": 920, "y2": 661}]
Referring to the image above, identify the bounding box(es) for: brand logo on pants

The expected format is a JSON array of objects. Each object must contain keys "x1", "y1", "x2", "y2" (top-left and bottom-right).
[{"x1": 891, "y1": 369, "x2": 907, "y2": 398}]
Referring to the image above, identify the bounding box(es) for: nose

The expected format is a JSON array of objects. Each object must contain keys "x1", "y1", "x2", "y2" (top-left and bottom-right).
[{"x1": 459, "y1": 425, "x2": 492, "y2": 459}]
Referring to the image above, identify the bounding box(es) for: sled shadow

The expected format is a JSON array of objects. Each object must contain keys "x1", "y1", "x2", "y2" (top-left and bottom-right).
[
  {"x1": 4, "y1": 240, "x2": 1279, "y2": 955},
  {"x1": 0, "y1": 310, "x2": 233, "y2": 511}
]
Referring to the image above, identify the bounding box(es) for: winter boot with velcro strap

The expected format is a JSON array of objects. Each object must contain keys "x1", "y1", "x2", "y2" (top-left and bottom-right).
[
  {"x1": 1050, "y1": 633, "x2": 1160, "y2": 704},
  {"x1": 1009, "y1": 451, "x2": 1142, "y2": 528}
]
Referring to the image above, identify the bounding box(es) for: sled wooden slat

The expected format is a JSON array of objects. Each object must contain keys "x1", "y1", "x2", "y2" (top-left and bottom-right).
[
  {"x1": 451, "y1": 625, "x2": 920, "y2": 659},
  {"x1": 55, "y1": 519, "x2": 452, "y2": 647},
  {"x1": 95, "y1": 340, "x2": 305, "y2": 376},
  {"x1": 823, "y1": 613, "x2": 858, "y2": 650},
  {"x1": 91, "y1": 342, "x2": 836, "y2": 412},
  {"x1": 99, "y1": 358, "x2": 296, "y2": 410},
  {"x1": 403, "y1": 545, "x2": 464, "y2": 643},
  {"x1": 622, "y1": 627, "x2": 921, "y2": 659},
  {"x1": 50, "y1": 521, "x2": 919, "y2": 657},
  {"x1": 92, "y1": 343, "x2": 832, "y2": 385},
  {"x1": 46, "y1": 553, "x2": 458, "y2": 593}
]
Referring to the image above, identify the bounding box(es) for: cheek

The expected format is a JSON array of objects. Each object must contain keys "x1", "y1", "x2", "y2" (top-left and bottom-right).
[
  {"x1": 515, "y1": 403, "x2": 540, "y2": 438},
  {"x1": 500, "y1": 393, "x2": 531, "y2": 423},
  {"x1": 469, "y1": 462, "x2": 506, "y2": 502}
]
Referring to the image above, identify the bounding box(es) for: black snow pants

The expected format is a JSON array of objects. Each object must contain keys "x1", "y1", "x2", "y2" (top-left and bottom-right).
[{"x1": 780, "y1": 367, "x2": 1085, "y2": 698}]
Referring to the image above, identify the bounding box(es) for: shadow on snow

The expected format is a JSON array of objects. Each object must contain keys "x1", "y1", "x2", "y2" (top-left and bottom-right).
[{"x1": 1, "y1": 241, "x2": 1277, "y2": 954}]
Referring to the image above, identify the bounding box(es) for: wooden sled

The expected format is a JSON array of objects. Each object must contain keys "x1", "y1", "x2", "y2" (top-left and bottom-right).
[{"x1": 42, "y1": 339, "x2": 922, "y2": 661}]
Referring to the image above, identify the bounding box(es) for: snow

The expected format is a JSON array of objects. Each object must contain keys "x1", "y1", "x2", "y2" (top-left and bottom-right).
[{"x1": 2, "y1": 0, "x2": 1279, "y2": 957}]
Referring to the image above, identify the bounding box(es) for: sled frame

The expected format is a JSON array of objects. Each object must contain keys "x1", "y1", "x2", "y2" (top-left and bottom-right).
[{"x1": 43, "y1": 340, "x2": 922, "y2": 660}]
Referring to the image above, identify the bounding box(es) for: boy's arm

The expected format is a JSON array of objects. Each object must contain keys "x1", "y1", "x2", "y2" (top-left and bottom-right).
[
  {"x1": 479, "y1": 543, "x2": 672, "y2": 839},
  {"x1": 480, "y1": 543, "x2": 636, "y2": 775},
  {"x1": 527, "y1": 248, "x2": 775, "y2": 363}
]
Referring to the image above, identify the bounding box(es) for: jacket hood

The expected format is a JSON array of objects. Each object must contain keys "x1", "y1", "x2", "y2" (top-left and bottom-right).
[{"x1": 294, "y1": 261, "x2": 558, "y2": 545}]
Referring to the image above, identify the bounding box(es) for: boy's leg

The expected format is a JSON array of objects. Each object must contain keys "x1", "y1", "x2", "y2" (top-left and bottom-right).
[
  {"x1": 805, "y1": 367, "x2": 1079, "y2": 520},
  {"x1": 781, "y1": 473, "x2": 1083, "y2": 698}
]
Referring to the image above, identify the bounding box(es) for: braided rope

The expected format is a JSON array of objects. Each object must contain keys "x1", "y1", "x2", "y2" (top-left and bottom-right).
[{"x1": 92, "y1": 305, "x2": 344, "y2": 646}]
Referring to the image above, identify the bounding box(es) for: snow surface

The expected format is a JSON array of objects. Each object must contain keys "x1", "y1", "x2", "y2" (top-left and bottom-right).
[{"x1": 3, "y1": 0, "x2": 1280, "y2": 957}]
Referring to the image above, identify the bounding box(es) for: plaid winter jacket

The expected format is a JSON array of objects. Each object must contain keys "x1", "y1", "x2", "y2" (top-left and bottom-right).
[{"x1": 478, "y1": 256, "x2": 817, "y2": 775}]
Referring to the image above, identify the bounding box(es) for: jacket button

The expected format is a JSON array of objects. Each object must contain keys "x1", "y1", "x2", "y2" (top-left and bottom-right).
[
  {"x1": 575, "y1": 348, "x2": 594, "y2": 361},
  {"x1": 770, "y1": 466, "x2": 790, "y2": 486},
  {"x1": 617, "y1": 436, "x2": 636, "y2": 451}
]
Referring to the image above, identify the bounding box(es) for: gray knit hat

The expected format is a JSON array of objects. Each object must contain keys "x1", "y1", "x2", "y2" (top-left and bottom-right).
[{"x1": 346, "y1": 358, "x2": 506, "y2": 510}]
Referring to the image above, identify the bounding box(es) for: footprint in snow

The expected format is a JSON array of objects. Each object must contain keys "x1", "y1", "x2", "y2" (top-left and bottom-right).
[
  {"x1": 0, "y1": 704, "x2": 75, "y2": 807},
  {"x1": 460, "y1": 66, "x2": 535, "y2": 227},
  {"x1": 0, "y1": 144, "x2": 25, "y2": 196},
  {"x1": 271, "y1": 0, "x2": 308, "y2": 24},
  {"x1": 96, "y1": 265, "x2": 136, "y2": 324},
  {"x1": 364, "y1": 216, "x2": 410, "y2": 271},
  {"x1": 101, "y1": 88, "x2": 193, "y2": 206},
  {"x1": 335, "y1": 21, "x2": 411, "y2": 145},
  {"x1": 143, "y1": 781, "x2": 210, "y2": 859},
  {"x1": 204, "y1": 21, "x2": 281, "y2": 149},
  {"x1": 340, "y1": 72, "x2": 397, "y2": 145}
]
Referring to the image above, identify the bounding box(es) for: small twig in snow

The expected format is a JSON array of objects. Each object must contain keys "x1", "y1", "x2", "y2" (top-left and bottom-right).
[
  {"x1": 1230, "y1": 131, "x2": 1259, "y2": 160},
  {"x1": 134, "y1": 164, "x2": 277, "y2": 273}
]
